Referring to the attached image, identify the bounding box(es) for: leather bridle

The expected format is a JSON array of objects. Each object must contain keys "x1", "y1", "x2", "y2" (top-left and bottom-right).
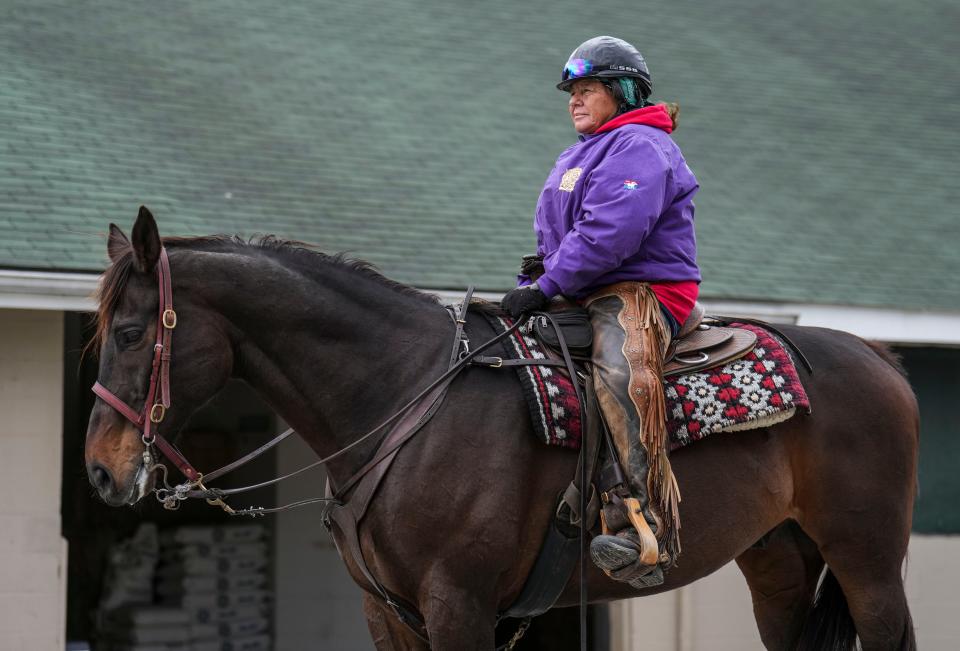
[
  {"x1": 89, "y1": 252, "x2": 526, "y2": 515},
  {"x1": 92, "y1": 247, "x2": 202, "y2": 483}
]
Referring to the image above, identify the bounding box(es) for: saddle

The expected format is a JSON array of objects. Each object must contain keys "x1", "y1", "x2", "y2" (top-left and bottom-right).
[
  {"x1": 532, "y1": 300, "x2": 757, "y2": 376},
  {"x1": 664, "y1": 303, "x2": 757, "y2": 376},
  {"x1": 476, "y1": 294, "x2": 809, "y2": 617}
]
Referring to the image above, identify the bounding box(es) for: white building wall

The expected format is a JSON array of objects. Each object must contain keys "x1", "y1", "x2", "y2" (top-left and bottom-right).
[
  {"x1": 0, "y1": 309, "x2": 66, "y2": 651},
  {"x1": 611, "y1": 534, "x2": 960, "y2": 651}
]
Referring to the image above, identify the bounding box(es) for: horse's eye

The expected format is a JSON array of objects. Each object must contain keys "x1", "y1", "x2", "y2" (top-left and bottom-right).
[{"x1": 117, "y1": 327, "x2": 143, "y2": 347}]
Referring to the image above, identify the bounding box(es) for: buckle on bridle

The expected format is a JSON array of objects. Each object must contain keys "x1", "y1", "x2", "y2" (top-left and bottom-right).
[
  {"x1": 162, "y1": 309, "x2": 177, "y2": 329},
  {"x1": 149, "y1": 403, "x2": 166, "y2": 423}
]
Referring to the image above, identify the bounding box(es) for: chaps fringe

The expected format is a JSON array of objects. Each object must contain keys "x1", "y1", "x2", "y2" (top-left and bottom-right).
[{"x1": 637, "y1": 285, "x2": 682, "y2": 562}]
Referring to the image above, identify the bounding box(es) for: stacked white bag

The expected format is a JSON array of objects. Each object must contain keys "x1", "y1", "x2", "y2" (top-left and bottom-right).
[
  {"x1": 96, "y1": 523, "x2": 195, "y2": 651},
  {"x1": 157, "y1": 524, "x2": 273, "y2": 651}
]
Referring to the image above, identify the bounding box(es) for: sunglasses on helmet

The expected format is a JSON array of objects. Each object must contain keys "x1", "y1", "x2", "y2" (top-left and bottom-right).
[{"x1": 562, "y1": 58, "x2": 594, "y2": 82}]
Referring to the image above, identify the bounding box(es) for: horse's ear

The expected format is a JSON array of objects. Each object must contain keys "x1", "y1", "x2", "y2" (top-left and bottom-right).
[
  {"x1": 107, "y1": 224, "x2": 130, "y2": 263},
  {"x1": 131, "y1": 206, "x2": 161, "y2": 273}
]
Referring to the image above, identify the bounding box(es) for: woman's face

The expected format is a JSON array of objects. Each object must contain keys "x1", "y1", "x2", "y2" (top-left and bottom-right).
[{"x1": 568, "y1": 79, "x2": 618, "y2": 134}]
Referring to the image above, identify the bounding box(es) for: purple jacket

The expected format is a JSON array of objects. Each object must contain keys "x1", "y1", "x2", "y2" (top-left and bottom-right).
[{"x1": 524, "y1": 109, "x2": 701, "y2": 299}]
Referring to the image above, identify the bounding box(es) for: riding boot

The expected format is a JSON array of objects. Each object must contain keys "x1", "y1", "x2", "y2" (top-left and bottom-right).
[{"x1": 584, "y1": 282, "x2": 681, "y2": 588}]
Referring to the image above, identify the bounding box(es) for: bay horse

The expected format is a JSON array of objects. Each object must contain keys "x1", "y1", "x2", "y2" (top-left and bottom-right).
[{"x1": 85, "y1": 208, "x2": 919, "y2": 650}]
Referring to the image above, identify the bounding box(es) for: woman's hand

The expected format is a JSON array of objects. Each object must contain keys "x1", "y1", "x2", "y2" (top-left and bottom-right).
[{"x1": 501, "y1": 284, "x2": 549, "y2": 319}]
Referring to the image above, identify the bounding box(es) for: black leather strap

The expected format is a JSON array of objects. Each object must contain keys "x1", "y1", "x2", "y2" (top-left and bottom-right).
[
  {"x1": 471, "y1": 355, "x2": 567, "y2": 368},
  {"x1": 709, "y1": 315, "x2": 814, "y2": 374},
  {"x1": 501, "y1": 515, "x2": 581, "y2": 619},
  {"x1": 448, "y1": 286, "x2": 474, "y2": 368}
]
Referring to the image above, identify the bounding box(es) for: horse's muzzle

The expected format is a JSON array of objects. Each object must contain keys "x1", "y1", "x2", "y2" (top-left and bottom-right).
[{"x1": 87, "y1": 458, "x2": 148, "y2": 506}]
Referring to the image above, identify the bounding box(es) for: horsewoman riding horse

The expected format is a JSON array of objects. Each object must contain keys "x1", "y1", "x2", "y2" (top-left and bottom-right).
[{"x1": 85, "y1": 208, "x2": 919, "y2": 650}]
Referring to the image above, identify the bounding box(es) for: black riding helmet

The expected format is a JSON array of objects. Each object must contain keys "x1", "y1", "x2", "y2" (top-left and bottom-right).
[{"x1": 557, "y1": 35, "x2": 653, "y2": 100}]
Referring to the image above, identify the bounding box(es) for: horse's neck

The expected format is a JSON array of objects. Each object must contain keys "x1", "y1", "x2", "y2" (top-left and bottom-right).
[{"x1": 198, "y1": 251, "x2": 451, "y2": 477}]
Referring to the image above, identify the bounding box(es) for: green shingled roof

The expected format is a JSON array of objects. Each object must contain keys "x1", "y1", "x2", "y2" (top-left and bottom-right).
[{"x1": 2, "y1": 0, "x2": 958, "y2": 311}]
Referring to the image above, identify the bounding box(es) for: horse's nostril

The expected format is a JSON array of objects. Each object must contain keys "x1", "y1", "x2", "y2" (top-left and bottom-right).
[{"x1": 90, "y1": 464, "x2": 113, "y2": 494}]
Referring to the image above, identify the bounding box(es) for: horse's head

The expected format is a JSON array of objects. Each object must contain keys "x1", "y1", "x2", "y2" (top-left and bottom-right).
[{"x1": 86, "y1": 207, "x2": 234, "y2": 506}]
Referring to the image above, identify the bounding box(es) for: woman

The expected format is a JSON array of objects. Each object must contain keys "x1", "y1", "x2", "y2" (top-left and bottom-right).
[{"x1": 501, "y1": 35, "x2": 701, "y2": 588}]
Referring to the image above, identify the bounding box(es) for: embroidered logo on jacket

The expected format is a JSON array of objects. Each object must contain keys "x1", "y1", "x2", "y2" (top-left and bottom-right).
[
  {"x1": 558, "y1": 167, "x2": 583, "y2": 192},
  {"x1": 623, "y1": 179, "x2": 639, "y2": 190}
]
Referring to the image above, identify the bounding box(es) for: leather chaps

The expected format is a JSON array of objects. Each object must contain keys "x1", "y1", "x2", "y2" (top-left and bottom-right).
[{"x1": 585, "y1": 282, "x2": 682, "y2": 564}]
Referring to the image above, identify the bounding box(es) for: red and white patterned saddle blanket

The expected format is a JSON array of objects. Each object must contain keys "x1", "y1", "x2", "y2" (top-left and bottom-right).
[{"x1": 483, "y1": 317, "x2": 810, "y2": 451}]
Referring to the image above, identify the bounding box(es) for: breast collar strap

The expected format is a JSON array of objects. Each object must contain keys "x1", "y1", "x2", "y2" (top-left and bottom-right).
[{"x1": 91, "y1": 247, "x2": 201, "y2": 482}]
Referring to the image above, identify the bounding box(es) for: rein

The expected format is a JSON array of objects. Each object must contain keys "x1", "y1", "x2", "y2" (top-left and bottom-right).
[{"x1": 91, "y1": 259, "x2": 519, "y2": 515}]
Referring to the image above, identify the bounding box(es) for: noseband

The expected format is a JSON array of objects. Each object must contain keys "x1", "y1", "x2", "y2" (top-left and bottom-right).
[{"x1": 92, "y1": 247, "x2": 201, "y2": 483}]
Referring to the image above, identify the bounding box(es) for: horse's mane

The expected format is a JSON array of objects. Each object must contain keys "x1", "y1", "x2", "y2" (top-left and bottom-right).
[
  {"x1": 92, "y1": 234, "x2": 439, "y2": 354},
  {"x1": 469, "y1": 297, "x2": 508, "y2": 317}
]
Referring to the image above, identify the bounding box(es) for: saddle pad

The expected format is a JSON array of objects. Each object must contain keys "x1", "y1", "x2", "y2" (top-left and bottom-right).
[
  {"x1": 483, "y1": 316, "x2": 809, "y2": 451},
  {"x1": 485, "y1": 315, "x2": 583, "y2": 449},
  {"x1": 665, "y1": 323, "x2": 810, "y2": 448}
]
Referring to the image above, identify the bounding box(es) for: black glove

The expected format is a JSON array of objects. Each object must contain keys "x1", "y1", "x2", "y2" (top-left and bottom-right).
[
  {"x1": 501, "y1": 283, "x2": 549, "y2": 319},
  {"x1": 519, "y1": 254, "x2": 545, "y2": 279}
]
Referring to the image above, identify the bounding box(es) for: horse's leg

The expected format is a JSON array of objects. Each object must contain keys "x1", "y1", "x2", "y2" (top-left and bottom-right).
[
  {"x1": 735, "y1": 520, "x2": 824, "y2": 650},
  {"x1": 791, "y1": 336, "x2": 918, "y2": 651},
  {"x1": 362, "y1": 593, "x2": 430, "y2": 651},
  {"x1": 805, "y1": 540, "x2": 915, "y2": 651},
  {"x1": 419, "y1": 582, "x2": 497, "y2": 651},
  {"x1": 799, "y1": 462, "x2": 917, "y2": 646}
]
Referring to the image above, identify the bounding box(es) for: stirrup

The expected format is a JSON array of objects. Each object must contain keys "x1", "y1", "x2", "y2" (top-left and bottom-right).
[
  {"x1": 621, "y1": 497, "x2": 660, "y2": 566},
  {"x1": 592, "y1": 497, "x2": 664, "y2": 577},
  {"x1": 600, "y1": 497, "x2": 660, "y2": 566}
]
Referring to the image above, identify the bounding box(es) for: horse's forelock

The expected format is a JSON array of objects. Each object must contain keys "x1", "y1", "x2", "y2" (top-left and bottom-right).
[{"x1": 89, "y1": 251, "x2": 135, "y2": 358}]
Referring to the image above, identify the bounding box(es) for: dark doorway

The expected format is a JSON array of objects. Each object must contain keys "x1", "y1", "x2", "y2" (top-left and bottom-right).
[{"x1": 62, "y1": 311, "x2": 280, "y2": 645}]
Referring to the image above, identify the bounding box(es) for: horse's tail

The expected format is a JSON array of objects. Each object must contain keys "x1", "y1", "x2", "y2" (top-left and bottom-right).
[
  {"x1": 862, "y1": 338, "x2": 909, "y2": 378},
  {"x1": 796, "y1": 568, "x2": 858, "y2": 651}
]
